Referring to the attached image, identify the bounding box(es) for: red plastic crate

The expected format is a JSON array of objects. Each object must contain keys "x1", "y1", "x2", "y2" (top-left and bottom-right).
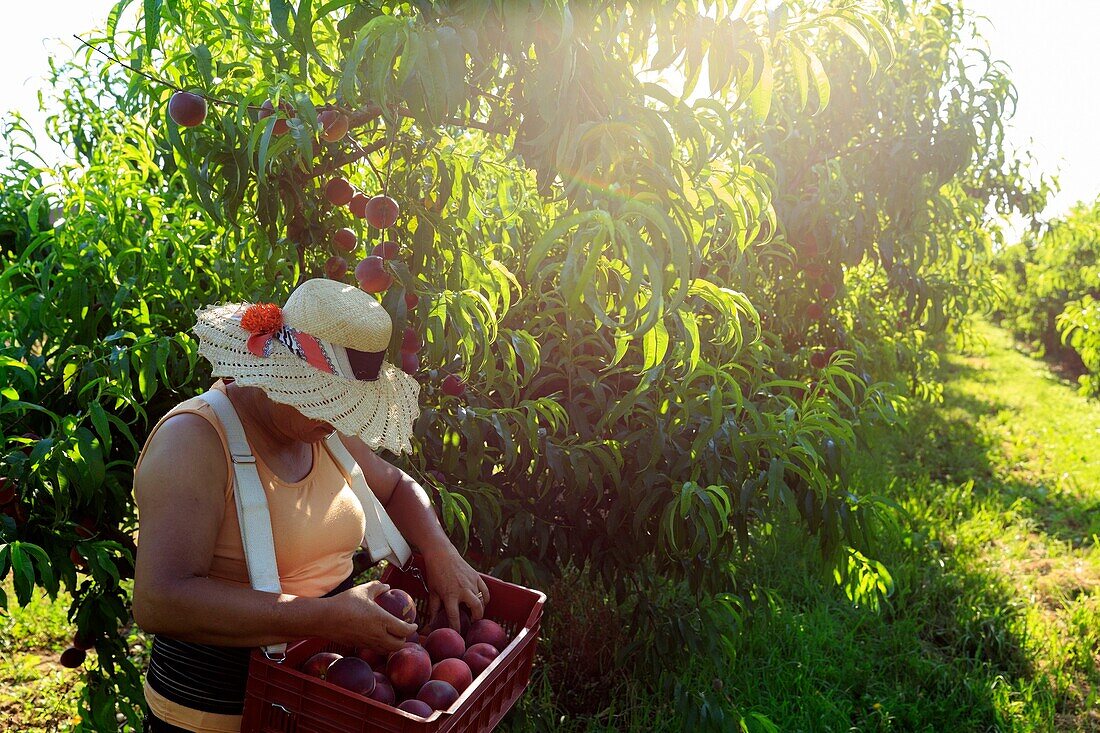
[{"x1": 241, "y1": 557, "x2": 546, "y2": 733}]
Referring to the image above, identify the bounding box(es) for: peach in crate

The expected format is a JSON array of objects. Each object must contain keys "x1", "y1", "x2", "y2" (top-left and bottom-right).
[{"x1": 240, "y1": 555, "x2": 546, "y2": 732}]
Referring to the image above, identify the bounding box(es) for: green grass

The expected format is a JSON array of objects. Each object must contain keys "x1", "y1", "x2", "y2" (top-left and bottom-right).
[
  {"x1": 4, "y1": 321, "x2": 1099, "y2": 731},
  {"x1": 0, "y1": 583, "x2": 82, "y2": 732},
  {"x1": 713, "y1": 321, "x2": 1100, "y2": 732}
]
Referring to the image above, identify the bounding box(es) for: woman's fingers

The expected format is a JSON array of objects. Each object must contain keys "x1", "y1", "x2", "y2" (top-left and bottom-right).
[
  {"x1": 388, "y1": 617, "x2": 417, "y2": 641},
  {"x1": 477, "y1": 576, "x2": 491, "y2": 609},
  {"x1": 463, "y1": 586, "x2": 485, "y2": 621},
  {"x1": 363, "y1": 581, "x2": 390, "y2": 600},
  {"x1": 427, "y1": 591, "x2": 441, "y2": 626},
  {"x1": 442, "y1": 596, "x2": 462, "y2": 632}
]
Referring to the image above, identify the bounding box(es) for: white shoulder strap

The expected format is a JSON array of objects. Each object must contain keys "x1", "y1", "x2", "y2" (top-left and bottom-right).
[
  {"x1": 324, "y1": 434, "x2": 413, "y2": 569},
  {"x1": 197, "y1": 390, "x2": 286, "y2": 659}
]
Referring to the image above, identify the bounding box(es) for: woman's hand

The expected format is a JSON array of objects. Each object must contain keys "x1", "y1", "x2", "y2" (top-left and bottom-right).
[
  {"x1": 423, "y1": 545, "x2": 490, "y2": 631},
  {"x1": 323, "y1": 581, "x2": 417, "y2": 653}
]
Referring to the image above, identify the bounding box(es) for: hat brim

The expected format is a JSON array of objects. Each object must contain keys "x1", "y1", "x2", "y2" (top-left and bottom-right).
[{"x1": 194, "y1": 303, "x2": 420, "y2": 455}]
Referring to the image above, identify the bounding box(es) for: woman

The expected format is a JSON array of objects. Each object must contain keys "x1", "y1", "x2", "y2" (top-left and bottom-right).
[{"x1": 133, "y1": 278, "x2": 488, "y2": 732}]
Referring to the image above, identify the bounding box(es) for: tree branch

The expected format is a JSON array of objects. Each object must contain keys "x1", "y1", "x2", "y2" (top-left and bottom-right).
[
  {"x1": 310, "y1": 137, "x2": 390, "y2": 180},
  {"x1": 73, "y1": 35, "x2": 243, "y2": 109}
]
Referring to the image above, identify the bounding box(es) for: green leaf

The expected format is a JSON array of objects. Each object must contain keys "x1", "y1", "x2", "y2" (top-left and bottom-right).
[
  {"x1": 641, "y1": 310, "x2": 669, "y2": 371},
  {"x1": 9, "y1": 543, "x2": 35, "y2": 606},
  {"x1": 748, "y1": 41, "x2": 773, "y2": 122},
  {"x1": 89, "y1": 402, "x2": 113, "y2": 453},
  {"x1": 20, "y1": 543, "x2": 57, "y2": 599},
  {"x1": 270, "y1": 0, "x2": 294, "y2": 41},
  {"x1": 191, "y1": 44, "x2": 213, "y2": 85},
  {"x1": 806, "y1": 48, "x2": 831, "y2": 113},
  {"x1": 143, "y1": 0, "x2": 163, "y2": 52}
]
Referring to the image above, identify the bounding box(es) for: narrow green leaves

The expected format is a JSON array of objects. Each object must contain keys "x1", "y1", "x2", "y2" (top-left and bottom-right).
[
  {"x1": 143, "y1": 0, "x2": 163, "y2": 52},
  {"x1": 270, "y1": 0, "x2": 294, "y2": 41}
]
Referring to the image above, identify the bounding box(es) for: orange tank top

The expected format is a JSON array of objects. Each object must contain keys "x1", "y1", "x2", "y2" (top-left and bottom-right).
[{"x1": 134, "y1": 379, "x2": 367, "y2": 598}]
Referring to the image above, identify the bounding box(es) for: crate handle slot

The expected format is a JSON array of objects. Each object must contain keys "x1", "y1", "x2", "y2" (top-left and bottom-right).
[{"x1": 269, "y1": 703, "x2": 297, "y2": 732}]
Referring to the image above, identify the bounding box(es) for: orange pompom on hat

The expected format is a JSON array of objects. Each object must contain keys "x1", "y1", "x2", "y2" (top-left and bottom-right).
[{"x1": 239, "y1": 303, "x2": 283, "y2": 334}]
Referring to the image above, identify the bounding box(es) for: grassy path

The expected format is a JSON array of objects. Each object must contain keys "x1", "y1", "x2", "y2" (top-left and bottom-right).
[{"x1": 726, "y1": 321, "x2": 1100, "y2": 732}]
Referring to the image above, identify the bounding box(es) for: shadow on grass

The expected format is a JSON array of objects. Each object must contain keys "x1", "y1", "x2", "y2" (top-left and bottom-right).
[
  {"x1": 718, "y1": 354, "x2": 1094, "y2": 731},
  {"x1": 938, "y1": 355, "x2": 1100, "y2": 547}
]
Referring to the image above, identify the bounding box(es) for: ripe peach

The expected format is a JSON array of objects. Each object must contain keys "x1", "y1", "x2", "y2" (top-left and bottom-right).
[
  {"x1": 397, "y1": 699, "x2": 433, "y2": 718},
  {"x1": 416, "y1": 680, "x2": 458, "y2": 710},
  {"x1": 318, "y1": 110, "x2": 349, "y2": 142},
  {"x1": 70, "y1": 547, "x2": 87, "y2": 571},
  {"x1": 325, "y1": 177, "x2": 355, "y2": 206},
  {"x1": 429, "y1": 605, "x2": 471, "y2": 636},
  {"x1": 1, "y1": 499, "x2": 24, "y2": 521},
  {"x1": 2, "y1": 499, "x2": 26, "y2": 525},
  {"x1": 326, "y1": 656, "x2": 376, "y2": 696},
  {"x1": 355, "y1": 256, "x2": 393, "y2": 294},
  {"x1": 369, "y1": 672, "x2": 395, "y2": 705},
  {"x1": 168, "y1": 91, "x2": 207, "y2": 127},
  {"x1": 301, "y1": 651, "x2": 342, "y2": 678},
  {"x1": 324, "y1": 256, "x2": 347, "y2": 281},
  {"x1": 372, "y1": 240, "x2": 400, "y2": 259},
  {"x1": 402, "y1": 328, "x2": 422, "y2": 353},
  {"x1": 462, "y1": 643, "x2": 499, "y2": 677},
  {"x1": 819, "y1": 282, "x2": 838, "y2": 300},
  {"x1": 59, "y1": 647, "x2": 86, "y2": 668},
  {"x1": 424, "y1": 628, "x2": 465, "y2": 663},
  {"x1": 259, "y1": 99, "x2": 294, "y2": 136},
  {"x1": 349, "y1": 193, "x2": 369, "y2": 219},
  {"x1": 405, "y1": 292, "x2": 419, "y2": 309},
  {"x1": 387, "y1": 645, "x2": 432, "y2": 695},
  {"x1": 333, "y1": 228, "x2": 357, "y2": 253},
  {"x1": 376, "y1": 588, "x2": 417, "y2": 624},
  {"x1": 0, "y1": 478, "x2": 15, "y2": 505},
  {"x1": 466, "y1": 619, "x2": 508, "y2": 651},
  {"x1": 400, "y1": 351, "x2": 419, "y2": 375},
  {"x1": 805, "y1": 303, "x2": 825, "y2": 321},
  {"x1": 441, "y1": 374, "x2": 465, "y2": 397},
  {"x1": 431, "y1": 658, "x2": 472, "y2": 693},
  {"x1": 72, "y1": 630, "x2": 94, "y2": 651},
  {"x1": 810, "y1": 351, "x2": 828, "y2": 370},
  {"x1": 365, "y1": 195, "x2": 400, "y2": 229},
  {"x1": 355, "y1": 647, "x2": 386, "y2": 668},
  {"x1": 74, "y1": 516, "x2": 97, "y2": 539}
]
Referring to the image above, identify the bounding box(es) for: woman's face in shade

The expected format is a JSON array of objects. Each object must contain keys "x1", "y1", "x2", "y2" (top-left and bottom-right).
[{"x1": 271, "y1": 400, "x2": 335, "y2": 443}]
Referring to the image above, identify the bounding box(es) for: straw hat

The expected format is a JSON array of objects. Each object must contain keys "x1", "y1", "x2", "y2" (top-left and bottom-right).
[{"x1": 193, "y1": 278, "x2": 420, "y2": 454}]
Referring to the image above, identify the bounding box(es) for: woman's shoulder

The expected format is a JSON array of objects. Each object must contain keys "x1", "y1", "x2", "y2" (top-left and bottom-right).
[
  {"x1": 142, "y1": 392, "x2": 224, "y2": 452},
  {"x1": 134, "y1": 388, "x2": 233, "y2": 497}
]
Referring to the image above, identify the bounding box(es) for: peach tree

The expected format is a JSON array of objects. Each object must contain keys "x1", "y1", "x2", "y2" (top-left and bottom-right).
[
  {"x1": 0, "y1": 0, "x2": 1044, "y2": 728},
  {"x1": 995, "y1": 200, "x2": 1100, "y2": 396}
]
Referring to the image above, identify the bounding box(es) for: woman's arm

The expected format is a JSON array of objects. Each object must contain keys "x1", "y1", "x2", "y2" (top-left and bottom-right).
[
  {"x1": 133, "y1": 414, "x2": 414, "y2": 650},
  {"x1": 338, "y1": 434, "x2": 490, "y2": 628}
]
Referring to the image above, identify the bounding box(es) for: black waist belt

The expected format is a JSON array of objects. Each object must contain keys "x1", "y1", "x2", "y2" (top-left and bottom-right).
[{"x1": 146, "y1": 572, "x2": 357, "y2": 715}]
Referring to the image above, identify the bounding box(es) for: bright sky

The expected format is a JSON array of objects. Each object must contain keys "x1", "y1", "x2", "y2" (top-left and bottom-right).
[{"x1": 2, "y1": 1, "x2": 1097, "y2": 241}]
